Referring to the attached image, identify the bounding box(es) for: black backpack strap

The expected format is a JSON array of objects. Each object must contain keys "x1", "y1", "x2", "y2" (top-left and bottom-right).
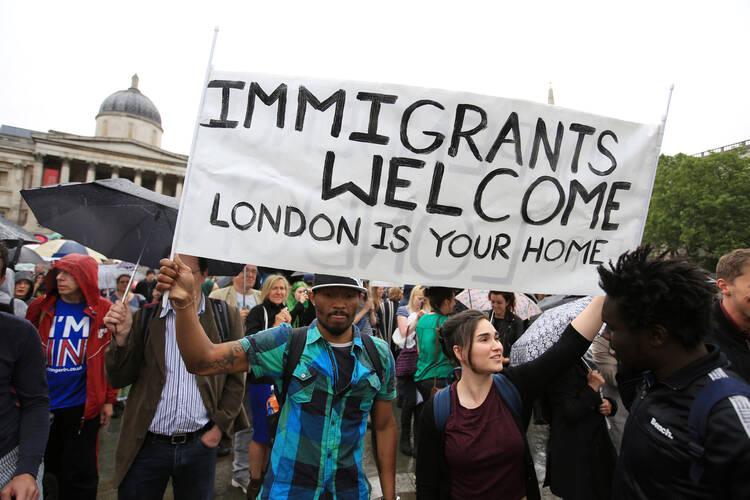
[
  {"x1": 139, "y1": 303, "x2": 161, "y2": 345},
  {"x1": 208, "y1": 298, "x2": 231, "y2": 342},
  {"x1": 687, "y1": 376, "x2": 750, "y2": 483},
  {"x1": 361, "y1": 333, "x2": 385, "y2": 384},
  {"x1": 277, "y1": 326, "x2": 309, "y2": 408}
]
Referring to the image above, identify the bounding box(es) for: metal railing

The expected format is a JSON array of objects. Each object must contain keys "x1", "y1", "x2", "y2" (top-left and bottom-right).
[{"x1": 692, "y1": 139, "x2": 750, "y2": 157}]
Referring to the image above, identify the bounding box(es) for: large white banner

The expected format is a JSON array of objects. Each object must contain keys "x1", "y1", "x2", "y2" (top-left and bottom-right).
[{"x1": 174, "y1": 71, "x2": 662, "y2": 295}]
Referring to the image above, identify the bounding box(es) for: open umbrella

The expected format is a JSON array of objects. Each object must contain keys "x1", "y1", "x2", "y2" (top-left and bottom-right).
[
  {"x1": 509, "y1": 296, "x2": 605, "y2": 365},
  {"x1": 32, "y1": 239, "x2": 108, "y2": 262},
  {"x1": 455, "y1": 289, "x2": 491, "y2": 311},
  {"x1": 8, "y1": 245, "x2": 45, "y2": 266},
  {"x1": 0, "y1": 214, "x2": 37, "y2": 245},
  {"x1": 513, "y1": 293, "x2": 542, "y2": 320},
  {"x1": 21, "y1": 178, "x2": 242, "y2": 275}
]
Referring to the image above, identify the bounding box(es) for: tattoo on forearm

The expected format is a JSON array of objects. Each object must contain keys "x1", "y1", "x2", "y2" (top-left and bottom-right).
[{"x1": 195, "y1": 342, "x2": 246, "y2": 373}]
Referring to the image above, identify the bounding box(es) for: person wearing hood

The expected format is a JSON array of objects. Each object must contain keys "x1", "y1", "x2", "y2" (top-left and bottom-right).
[
  {"x1": 0, "y1": 244, "x2": 28, "y2": 318},
  {"x1": 26, "y1": 253, "x2": 119, "y2": 500},
  {"x1": 14, "y1": 270, "x2": 35, "y2": 304}
]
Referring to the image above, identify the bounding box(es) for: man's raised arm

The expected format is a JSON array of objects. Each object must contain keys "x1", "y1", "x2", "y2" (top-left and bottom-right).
[{"x1": 157, "y1": 255, "x2": 249, "y2": 375}]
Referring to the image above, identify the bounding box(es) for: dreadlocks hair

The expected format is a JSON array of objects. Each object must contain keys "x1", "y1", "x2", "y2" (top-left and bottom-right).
[
  {"x1": 439, "y1": 309, "x2": 488, "y2": 371},
  {"x1": 597, "y1": 246, "x2": 716, "y2": 350}
]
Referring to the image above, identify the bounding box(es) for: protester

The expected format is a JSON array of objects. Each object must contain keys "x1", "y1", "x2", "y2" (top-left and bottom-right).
[
  {"x1": 103, "y1": 254, "x2": 247, "y2": 500},
  {"x1": 353, "y1": 287, "x2": 375, "y2": 336},
  {"x1": 543, "y1": 358, "x2": 617, "y2": 499},
  {"x1": 416, "y1": 299, "x2": 605, "y2": 499},
  {"x1": 708, "y1": 248, "x2": 750, "y2": 382},
  {"x1": 487, "y1": 291, "x2": 526, "y2": 363},
  {"x1": 600, "y1": 247, "x2": 750, "y2": 498},
  {"x1": 244, "y1": 274, "x2": 291, "y2": 497},
  {"x1": 393, "y1": 285, "x2": 427, "y2": 457},
  {"x1": 14, "y1": 270, "x2": 35, "y2": 304},
  {"x1": 108, "y1": 273, "x2": 146, "y2": 312},
  {"x1": 155, "y1": 258, "x2": 398, "y2": 500},
  {"x1": 0, "y1": 311, "x2": 49, "y2": 499},
  {"x1": 0, "y1": 269, "x2": 28, "y2": 319},
  {"x1": 26, "y1": 253, "x2": 118, "y2": 500},
  {"x1": 210, "y1": 264, "x2": 261, "y2": 333},
  {"x1": 287, "y1": 280, "x2": 315, "y2": 328},
  {"x1": 134, "y1": 268, "x2": 157, "y2": 303},
  {"x1": 414, "y1": 287, "x2": 456, "y2": 401},
  {"x1": 377, "y1": 286, "x2": 403, "y2": 351}
]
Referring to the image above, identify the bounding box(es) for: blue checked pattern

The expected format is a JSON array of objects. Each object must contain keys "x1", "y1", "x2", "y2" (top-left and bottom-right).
[{"x1": 245, "y1": 324, "x2": 396, "y2": 500}]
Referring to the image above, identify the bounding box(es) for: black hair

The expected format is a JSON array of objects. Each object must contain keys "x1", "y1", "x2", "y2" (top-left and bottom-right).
[
  {"x1": 0, "y1": 242, "x2": 7, "y2": 276},
  {"x1": 197, "y1": 257, "x2": 208, "y2": 274},
  {"x1": 146, "y1": 268, "x2": 155, "y2": 276},
  {"x1": 597, "y1": 246, "x2": 716, "y2": 350},
  {"x1": 439, "y1": 309, "x2": 488, "y2": 370},
  {"x1": 423, "y1": 286, "x2": 454, "y2": 313},
  {"x1": 488, "y1": 291, "x2": 516, "y2": 315}
]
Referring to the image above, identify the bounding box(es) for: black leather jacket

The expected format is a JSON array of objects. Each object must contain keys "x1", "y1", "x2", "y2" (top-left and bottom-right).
[{"x1": 613, "y1": 345, "x2": 750, "y2": 499}]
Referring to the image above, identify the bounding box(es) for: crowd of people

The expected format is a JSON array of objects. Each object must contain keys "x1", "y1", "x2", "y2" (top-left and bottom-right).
[{"x1": 1, "y1": 241, "x2": 749, "y2": 500}]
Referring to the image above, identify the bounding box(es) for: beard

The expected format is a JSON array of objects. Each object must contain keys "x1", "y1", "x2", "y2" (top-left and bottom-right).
[{"x1": 318, "y1": 313, "x2": 353, "y2": 337}]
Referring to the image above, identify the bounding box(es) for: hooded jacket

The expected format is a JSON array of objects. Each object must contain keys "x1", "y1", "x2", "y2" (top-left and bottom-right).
[{"x1": 26, "y1": 253, "x2": 118, "y2": 420}]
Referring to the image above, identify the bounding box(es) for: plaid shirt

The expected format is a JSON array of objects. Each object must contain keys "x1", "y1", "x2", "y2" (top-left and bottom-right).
[{"x1": 245, "y1": 323, "x2": 396, "y2": 499}]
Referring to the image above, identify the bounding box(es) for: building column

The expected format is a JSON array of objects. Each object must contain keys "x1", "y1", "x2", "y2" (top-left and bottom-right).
[
  {"x1": 32, "y1": 154, "x2": 44, "y2": 187},
  {"x1": 175, "y1": 179, "x2": 183, "y2": 197},
  {"x1": 111, "y1": 166, "x2": 120, "y2": 179},
  {"x1": 60, "y1": 158, "x2": 71, "y2": 183},
  {"x1": 154, "y1": 173, "x2": 164, "y2": 194},
  {"x1": 134, "y1": 170, "x2": 142, "y2": 186},
  {"x1": 86, "y1": 162, "x2": 96, "y2": 182}
]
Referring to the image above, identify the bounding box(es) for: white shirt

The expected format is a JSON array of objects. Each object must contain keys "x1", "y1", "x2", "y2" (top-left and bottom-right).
[
  {"x1": 235, "y1": 291, "x2": 258, "y2": 310},
  {"x1": 148, "y1": 295, "x2": 210, "y2": 435}
]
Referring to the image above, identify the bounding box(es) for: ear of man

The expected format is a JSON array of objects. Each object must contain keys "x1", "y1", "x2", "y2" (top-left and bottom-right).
[{"x1": 647, "y1": 324, "x2": 669, "y2": 348}]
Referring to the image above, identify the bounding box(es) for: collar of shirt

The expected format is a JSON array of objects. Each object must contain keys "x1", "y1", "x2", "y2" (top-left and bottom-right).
[{"x1": 160, "y1": 294, "x2": 206, "y2": 318}]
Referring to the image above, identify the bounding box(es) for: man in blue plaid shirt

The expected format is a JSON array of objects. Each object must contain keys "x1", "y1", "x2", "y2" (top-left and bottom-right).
[{"x1": 156, "y1": 256, "x2": 398, "y2": 500}]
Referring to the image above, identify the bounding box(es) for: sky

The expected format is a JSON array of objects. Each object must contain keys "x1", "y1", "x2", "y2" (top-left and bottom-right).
[{"x1": 1, "y1": 0, "x2": 748, "y2": 157}]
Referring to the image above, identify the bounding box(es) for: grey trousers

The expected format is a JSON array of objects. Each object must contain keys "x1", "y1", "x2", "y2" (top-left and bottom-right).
[{"x1": 0, "y1": 446, "x2": 44, "y2": 494}]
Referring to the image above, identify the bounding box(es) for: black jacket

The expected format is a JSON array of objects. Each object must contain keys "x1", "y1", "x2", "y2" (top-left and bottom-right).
[
  {"x1": 544, "y1": 359, "x2": 617, "y2": 499},
  {"x1": 705, "y1": 299, "x2": 749, "y2": 383},
  {"x1": 416, "y1": 324, "x2": 591, "y2": 500},
  {"x1": 613, "y1": 345, "x2": 750, "y2": 499},
  {"x1": 246, "y1": 299, "x2": 285, "y2": 335}
]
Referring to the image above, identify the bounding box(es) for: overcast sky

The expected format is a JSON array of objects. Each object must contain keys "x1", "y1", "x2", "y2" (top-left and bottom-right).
[{"x1": 1, "y1": 0, "x2": 748, "y2": 157}]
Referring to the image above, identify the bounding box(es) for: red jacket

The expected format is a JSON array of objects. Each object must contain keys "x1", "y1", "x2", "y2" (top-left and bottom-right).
[{"x1": 27, "y1": 253, "x2": 119, "y2": 420}]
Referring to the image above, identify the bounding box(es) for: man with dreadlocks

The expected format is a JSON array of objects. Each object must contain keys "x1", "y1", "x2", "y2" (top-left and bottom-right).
[{"x1": 598, "y1": 247, "x2": 750, "y2": 499}]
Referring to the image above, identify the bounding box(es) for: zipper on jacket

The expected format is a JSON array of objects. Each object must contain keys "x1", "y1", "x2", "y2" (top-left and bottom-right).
[{"x1": 324, "y1": 343, "x2": 338, "y2": 394}]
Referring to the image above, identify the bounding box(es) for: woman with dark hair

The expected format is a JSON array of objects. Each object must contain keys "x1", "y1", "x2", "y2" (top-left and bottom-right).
[
  {"x1": 487, "y1": 291, "x2": 526, "y2": 362},
  {"x1": 107, "y1": 274, "x2": 146, "y2": 312},
  {"x1": 416, "y1": 298, "x2": 605, "y2": 500},
  {"x1": 414, "y1": 286, "x2": 456, "y2": 401}
]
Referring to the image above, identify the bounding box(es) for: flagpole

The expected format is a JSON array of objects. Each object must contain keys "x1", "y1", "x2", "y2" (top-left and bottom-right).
[
  {"x1": 636, "y1": 84, "x2": 674, "y2": 245},
  {"x1": 164, "y1": 26, "x2": 220, "y2": 308}
]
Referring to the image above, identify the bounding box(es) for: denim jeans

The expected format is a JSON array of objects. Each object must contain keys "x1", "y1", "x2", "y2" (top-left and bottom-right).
[{"x1": 118, "y1": 433, "x2": 217, "y2": 500}]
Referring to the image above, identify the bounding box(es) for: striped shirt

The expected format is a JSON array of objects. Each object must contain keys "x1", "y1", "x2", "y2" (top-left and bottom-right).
[
  {"x1": 245, "y1": 324, "x2": 396, "y2": 499},
  {"x1": 148, "y1": 296, "x2": 210, "y2": 435}
]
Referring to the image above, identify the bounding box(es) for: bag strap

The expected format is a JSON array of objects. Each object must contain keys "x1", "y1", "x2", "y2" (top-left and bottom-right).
[
  {"x1": 360, "y1": 333, "x2": 385, "y2": 384},
  {"x1": 492, "y1": 373, "x2": 522, "y2": 419},
  {"x1": 277, "y1": 326, "x2": 309, "y2": 408},
  {"x1": 432, "y1": 325, "x2": 440, "y2": 391},
  {"x1": 208, "y1": 298, "x2": 231, "y2": 342},
  {"x1": 432, "y1": 386, "x2": 451, "y2": 431},
  {"x1": 687, "y1": 376, "x2": 750, "y2": 484}
]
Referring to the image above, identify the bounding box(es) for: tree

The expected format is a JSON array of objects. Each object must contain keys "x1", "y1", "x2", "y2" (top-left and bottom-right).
[{"x1": 642, "y1": 151, "x2": 750, "y2": 271}]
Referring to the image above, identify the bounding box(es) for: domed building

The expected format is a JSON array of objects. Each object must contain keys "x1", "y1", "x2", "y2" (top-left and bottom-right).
[
  {"x1": 96, "y1": 74, "x2": 163, "y2": 147},
  {"x1": 0, "y1": 75, "x2": 187, "y2": 233}
]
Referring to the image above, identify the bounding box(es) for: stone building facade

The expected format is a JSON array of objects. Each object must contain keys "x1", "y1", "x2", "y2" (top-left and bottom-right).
[{"x1": 0, "y1": 75, "x2": 187, "y2": 234}]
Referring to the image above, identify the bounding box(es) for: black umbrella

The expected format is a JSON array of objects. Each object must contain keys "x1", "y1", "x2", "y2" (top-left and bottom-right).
[
  {"x1": 0, "y1": 214, "x2": 37, "y2": 246},
  {"x1": 20, "y1": 178, "x2": 243, "y2": 275}
]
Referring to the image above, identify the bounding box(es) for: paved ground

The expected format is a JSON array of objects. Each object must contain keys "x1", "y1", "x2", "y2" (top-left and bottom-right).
[{"x1": 97, "y1": 404, "x2": 559, "y2": 499}]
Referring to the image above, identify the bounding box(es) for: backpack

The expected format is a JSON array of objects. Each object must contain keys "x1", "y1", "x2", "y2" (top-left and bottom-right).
[
  {"x1": 433, "y1": 372, "x2": 522, "y2": 431},
  {"x1": 687, "y1": 376, "x2": 750, "y2": 484},
  {"x1": 139, "y1": 298, "x2": 232, "y2": 344}
]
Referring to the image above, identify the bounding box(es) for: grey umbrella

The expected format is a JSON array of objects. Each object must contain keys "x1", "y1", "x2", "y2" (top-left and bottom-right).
[
  {"x1": 20, "y1": 178, "x2": 243, "y2": 276},
  {"x1": 9, "y1": 245, "x2": 45, "y2": 265},
  {"x1": 0, "y1": 214, "x2": 37, "y2": 245}
]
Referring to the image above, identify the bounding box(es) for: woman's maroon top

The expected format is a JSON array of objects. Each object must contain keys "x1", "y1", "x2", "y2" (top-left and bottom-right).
[{"x1": 444, "y1": 382, "x2": 526, "y2": 499}]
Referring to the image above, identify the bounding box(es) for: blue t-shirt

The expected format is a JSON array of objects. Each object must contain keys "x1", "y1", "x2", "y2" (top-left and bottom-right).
[{"x1": 47, "y1": 301, "x2": 89, "y2": 410}]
